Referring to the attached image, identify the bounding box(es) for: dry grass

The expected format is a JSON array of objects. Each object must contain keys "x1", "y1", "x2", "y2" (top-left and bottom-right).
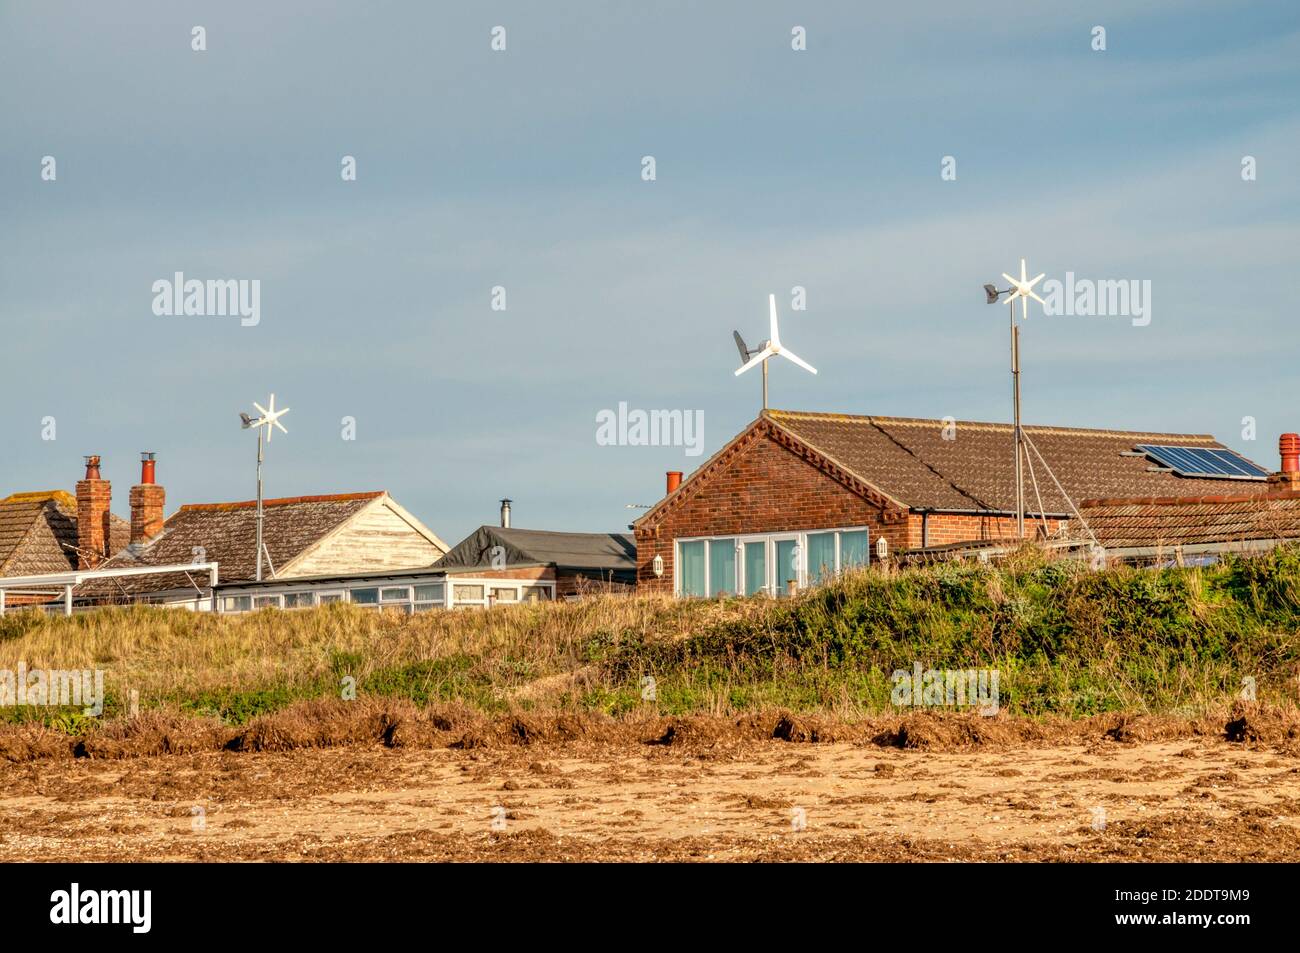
[
  {"x1": 3, "y1": 545, "x2": 1300, "y2": 726},
  {"x1": 0, "y1": 696, "x2": 1296, "y2": 763}
]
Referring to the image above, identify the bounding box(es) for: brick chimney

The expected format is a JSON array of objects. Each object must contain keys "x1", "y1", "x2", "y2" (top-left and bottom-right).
[
  {"x1": 1269, "y1": 434, "x2": 1300, "y2": 490},
  {"x1": 75, "y1": 455, "x2": 111, "y2": 569},
  {"x1": 129, "y1": 452, "x2": 166, "y2": 545}
]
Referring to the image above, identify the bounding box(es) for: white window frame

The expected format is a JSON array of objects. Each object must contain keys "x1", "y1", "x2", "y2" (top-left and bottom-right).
[
  {"x1": 282, "y1": 590, "x2": 316, "y2": 609},
  {"x1": 676, "y1": 527, "x2": 872, "y2": 598},
  {"x1": 446, "y1": 578, "x2": 557, "y2": 609}
]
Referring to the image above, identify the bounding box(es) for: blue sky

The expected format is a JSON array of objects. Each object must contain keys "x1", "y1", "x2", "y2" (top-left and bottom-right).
[{"x1": 2, "y1": 1, "x2": 1298, "y2": 544}]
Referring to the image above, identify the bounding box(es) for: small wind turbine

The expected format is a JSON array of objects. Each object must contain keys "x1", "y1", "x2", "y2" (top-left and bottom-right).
[
  {"x1": 983, "y1": 258, "x2": 1046, "y2": 539},
  {"x1": 1001, "y1": 257, "x2": 1046, "y2": 321},
  {"x1": 239, "y1": 393, "x2": 291, "y2": 581},
  {"x1": 733, "y1": 294, "x2": 817, "y2": 410}
]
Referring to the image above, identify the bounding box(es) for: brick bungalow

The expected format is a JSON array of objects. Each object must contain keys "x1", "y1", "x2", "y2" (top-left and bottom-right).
[
  {"x1": 66, "y1": 455, "x2": 450, "y2": 609},
  {"x1": 633, "y1": 409, "x2": 1269, "y2": 597}
]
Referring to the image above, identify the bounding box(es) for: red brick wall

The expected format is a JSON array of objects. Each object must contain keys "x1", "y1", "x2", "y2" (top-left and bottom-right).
[
  {"x1": 635, "y1": 429, "x2": 908, "y2": 593},
  {"x1": 908, "y1": 512, "x2": 1064, "y2": 547}
]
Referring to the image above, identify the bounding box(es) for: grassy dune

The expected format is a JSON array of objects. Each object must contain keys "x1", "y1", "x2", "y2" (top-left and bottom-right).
[{"x1": 2, "y1": 546, "x2": 1300, "y2": 726}]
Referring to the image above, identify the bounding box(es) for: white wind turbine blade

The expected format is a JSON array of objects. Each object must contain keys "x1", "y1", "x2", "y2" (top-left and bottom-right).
[
  {"x1": 734, "y1": 344, "x2": 776, "y2": 376},
  {"x1": 1027, "y1": 272, "x2": 1045, "y2": 288},
  {"x1": 253, "y1": 402, "x2": 270, "y2": 418},
  {"x1": 272, "y1": 413, "x2": 289, "y2": 435},
  {"x1": 768, "y1": 294, "x2": 781, "y2": 348},
  {"x1": 1027, "y1": 289, "x2": 1046, "y2": 306},
  {"x1": 778, "y1": 347, "x2": 818, "y2": 375},
  {"x1": 1001, "y1": 273, "x2": 1018, "y2": 287}
]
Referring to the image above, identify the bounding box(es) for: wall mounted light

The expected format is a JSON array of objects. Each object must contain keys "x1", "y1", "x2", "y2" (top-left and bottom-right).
[{"x1": 652, "y1": 553, "x2": 664, "y2": 577}]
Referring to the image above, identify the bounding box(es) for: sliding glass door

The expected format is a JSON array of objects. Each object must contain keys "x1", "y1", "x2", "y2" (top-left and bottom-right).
[{"x1": 773, "y1": 536, "x2": 800, "y2": 597}]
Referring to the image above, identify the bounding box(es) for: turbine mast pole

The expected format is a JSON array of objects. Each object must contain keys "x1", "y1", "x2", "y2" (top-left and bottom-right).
[
  {"x1": 256, "y1": 427, "x2": 265, "y2": 581},
  {"x1": 762, "y1": 359, "x2": 768, "y2": 411},
  {"x1": 1011, "y1": 301, "x2": 1024, "y2": 538}
]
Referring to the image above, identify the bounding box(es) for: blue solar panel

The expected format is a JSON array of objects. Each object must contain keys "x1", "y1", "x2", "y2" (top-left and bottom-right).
[{"x1": 1136, "y1": 444, "x2": 1269, "y2": 480}]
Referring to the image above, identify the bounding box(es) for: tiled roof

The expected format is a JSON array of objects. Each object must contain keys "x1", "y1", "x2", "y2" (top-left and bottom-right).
[
  {"x1": 0, "y1": 492, "x2": 79, "y2": 577},
  {"x1": 0, "y1": 491, "x2": 129, "y2": 578},
  {"x1": 1078, "y1": 490, "x2": 1300, "y2": 551},
  {"x1": 78, "y1": 492, "x2": 386, "y2": 596},
  {"x1": 764, "y1": 410, "x2": 1267, "y2": 515}
]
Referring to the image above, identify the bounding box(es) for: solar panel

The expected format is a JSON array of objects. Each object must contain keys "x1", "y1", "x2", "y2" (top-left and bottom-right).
[{"x1": 1136, "y1": 444, "x2": 1270, "y2": 480}]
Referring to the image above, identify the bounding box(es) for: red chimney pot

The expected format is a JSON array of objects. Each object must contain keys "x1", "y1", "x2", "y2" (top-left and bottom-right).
[
  {"x1": 83, "y1": 455, "x2": 102, "y2": 481},
  {"x1": 1281, "y1": 434, "x2": 1300, "y2": 474},
  {"x1": 129, "y1": 453, "x2": 166, "y2": 546},
  {"x1": 666, "y1": 471, "x2": 683, "y2": 494}
]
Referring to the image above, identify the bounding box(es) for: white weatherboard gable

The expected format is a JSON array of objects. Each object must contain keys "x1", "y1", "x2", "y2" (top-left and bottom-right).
[{"x1": 280, "y1": 494, "x2": 449, "y2": 578}]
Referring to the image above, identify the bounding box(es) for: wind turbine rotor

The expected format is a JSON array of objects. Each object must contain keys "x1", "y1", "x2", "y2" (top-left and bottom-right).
[
  {"x1": 778, "y1": 348, "x2": 817, "y2": 375},
  {"x1": 734, "y1": 343, "x2": 776, "y2": 376}
]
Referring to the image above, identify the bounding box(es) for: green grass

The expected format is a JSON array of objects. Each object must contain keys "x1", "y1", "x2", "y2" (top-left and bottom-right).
[{"x1": 2, "y1": 545, "x2": 1299, "y2": 724}]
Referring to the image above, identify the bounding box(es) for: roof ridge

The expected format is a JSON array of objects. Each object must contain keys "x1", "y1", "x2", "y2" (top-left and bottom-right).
[
  {"x1": 766, "y1": 409, "x2": 1220, "y2": 442},
  {"x1": 1082, "y1": 490, "x2": 1300, "y2": 508},
  {"x1": 179, "y1": 491, "x2": 385, "y2": 513},
  {"x1": 0, "y1": 490, "x2": 78, "y2": 508}
]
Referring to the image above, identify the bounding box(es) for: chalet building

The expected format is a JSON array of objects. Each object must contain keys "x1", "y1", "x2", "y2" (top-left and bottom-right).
[
  {"x1": 433, "y1": 521, "x2": 636, "y2": 598},
  {"x1": 209, "y1": 505, "x2": 635, "y2": 613},
  {"x1": 203, "y1": 527, "x2": 633, "y2": 614},
  {"x1": 633, "y1": 409, "x2": 1270, "y2": 597},
  {"x1": 65, "y1": 455, "x2": 449, "y2": 609}
]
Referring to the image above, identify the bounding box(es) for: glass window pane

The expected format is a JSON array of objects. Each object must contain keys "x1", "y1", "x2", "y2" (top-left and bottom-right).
[
  {"x1": 744, "y1": 541, "x2": 767, "y2": 596},
  {"x1": 318, "y1": 593, "x2": 343, "y2": 605},
  {"x1": 223, "y1": 596, "x2": 251, "y2": 612},
  {"x1": 491, "y1": 587, "x2": 518, "y2": 602},
  {"x1": 807, "y1": 532, "x2": 836, "y2": 585},
  {"x1": 840, "y1": 531, "x2": 869, "y2": 569},
  {"x1": 775, "y1": 539, "x2": 799, "y2": 597},
  {"x1": 380, "y1": 587, "x2": 410, "y2": 602},
  {"x1": 679, "y1": 540, "x2": 706, "y2": 597},
  {"x1": 413, "y1": 584, "x2": 443, "y2": 602},
  {"x1": 709, "y1": 539, "x2": 737, "y2": 596},
  {"x1": 350, "y1": 588, "x2": 379, "y2": 605},
  {"x1": 284, "y1": 592, "x2": 313, "y2": 608},
  {"x1": 253, "y1": 596, "x2": 281, "y2": 609},
  {"x1": 454, "y1": 585, "x2": 484, "y2": 602}
]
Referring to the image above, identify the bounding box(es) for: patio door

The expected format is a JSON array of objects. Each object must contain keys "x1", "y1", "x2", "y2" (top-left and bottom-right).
[{"x1": 773, "y1": 535, "x2": 801, "y2": 597}]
